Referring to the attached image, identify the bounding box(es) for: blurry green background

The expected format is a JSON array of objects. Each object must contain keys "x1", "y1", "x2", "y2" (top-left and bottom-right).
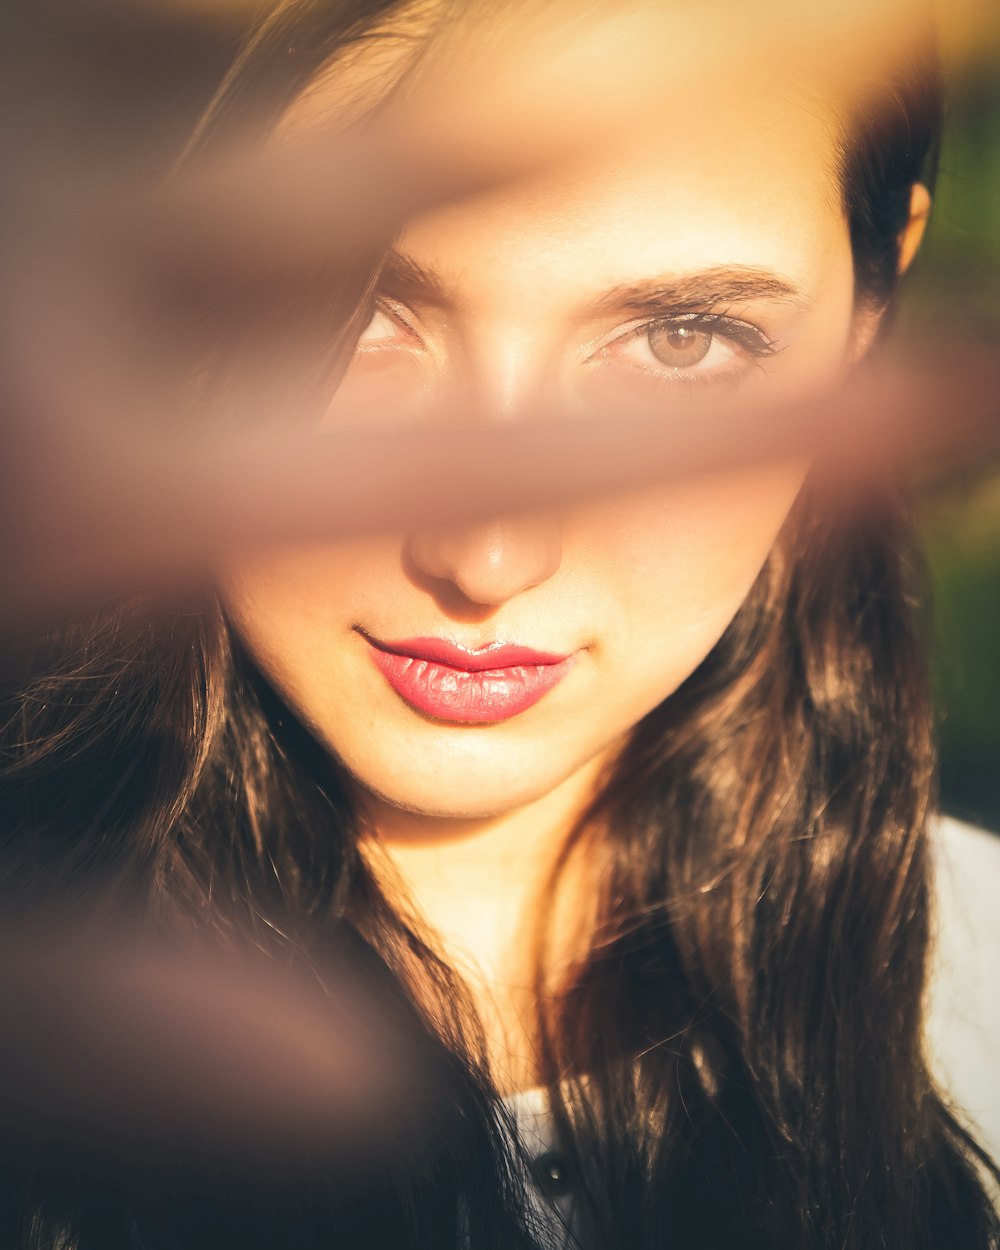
[{"x1": 908, "y1": 68, "x2": 1000, "y2": 831}]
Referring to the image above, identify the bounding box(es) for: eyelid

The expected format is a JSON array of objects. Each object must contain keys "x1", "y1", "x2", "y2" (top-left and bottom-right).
[
  {"x1": 355, "y1": 299, "x2": 783, "y2": 368},
  {"x1": 378, "y1": 295, "x2": 421, "y2": 332},
  {"x1": 599, "y1": 310, "x2": 780, "y2": 359},
  {"x1": 358, "y1": 295, "x2": 425, "y2": 347}
]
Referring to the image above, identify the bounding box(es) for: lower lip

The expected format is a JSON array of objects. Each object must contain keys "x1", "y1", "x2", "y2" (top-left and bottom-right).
[{"x1": 365, "y1": 645, "x2": 576, "y2": 724}]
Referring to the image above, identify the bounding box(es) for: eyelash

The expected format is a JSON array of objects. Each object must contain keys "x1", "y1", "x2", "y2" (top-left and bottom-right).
[
  {"x1": 357, "y1": 300, "x2": 782, "y2": 381},
  {"x1": 680, "y1": 312, "x2": 777, "y2": 357},
  {"x1": 357, "y1": 298, "x2": 421, "y2": 346},
  {"x1": 602, "y1": 311, "x2": 780, "y2": 382}
]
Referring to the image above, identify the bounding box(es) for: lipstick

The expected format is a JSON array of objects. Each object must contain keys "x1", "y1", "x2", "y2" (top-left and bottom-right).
[{"x1": 359, "y1": 632, "x2": 577, "y2": 724}]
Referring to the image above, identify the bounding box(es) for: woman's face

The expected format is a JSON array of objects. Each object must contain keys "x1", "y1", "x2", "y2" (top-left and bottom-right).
[{"x1": 221, "y1": 8, "x2": 865, "y2": 821}]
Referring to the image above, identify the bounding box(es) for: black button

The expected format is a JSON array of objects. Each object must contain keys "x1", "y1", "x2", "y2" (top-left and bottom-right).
[{"x1": 529, "y1": 1150, "x2": 574, "y2": 1199}]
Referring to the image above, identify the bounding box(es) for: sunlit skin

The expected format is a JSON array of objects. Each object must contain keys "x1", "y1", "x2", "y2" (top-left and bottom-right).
[{"x1": 220, "y1": 6, "x2": 928, "y2": 1090}]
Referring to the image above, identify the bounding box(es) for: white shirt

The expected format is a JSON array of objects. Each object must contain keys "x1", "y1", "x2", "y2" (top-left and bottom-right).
[{"x1": 926, "y1": 815, "x2": 1000, "y2": 1164}]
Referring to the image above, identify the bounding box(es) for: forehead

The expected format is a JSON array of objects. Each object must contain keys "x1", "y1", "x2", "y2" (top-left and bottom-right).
[
  {"x1": 278, "y1": 4, "x2": 850, "y2": 303},
  {"x1": 403, "y1": 108, "x2": 845, "y2": 309}
]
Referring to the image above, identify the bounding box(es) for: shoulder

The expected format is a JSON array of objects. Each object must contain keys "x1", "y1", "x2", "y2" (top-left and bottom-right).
[{"x1": 925, "y1": 813, "x2": 1000, "y2": 1166}]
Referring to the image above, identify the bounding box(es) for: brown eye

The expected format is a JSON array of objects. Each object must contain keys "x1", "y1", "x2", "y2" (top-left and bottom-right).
[{"x1": 646, "y1": 322, "x2": 713, "y2": 368}]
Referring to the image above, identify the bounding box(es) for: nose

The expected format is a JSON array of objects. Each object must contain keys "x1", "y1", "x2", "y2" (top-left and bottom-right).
[
  {"x1": 405, "y1": 513, "x2": 562, "y2": 607},
  {"x1": 405, "y1": 321, "x2": 565, "y2": 607}
]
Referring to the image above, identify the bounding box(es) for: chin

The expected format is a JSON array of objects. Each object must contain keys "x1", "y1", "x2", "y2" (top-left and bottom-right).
[
  {"x1": 364, "y1": 788, "x2": 531, "y2": 822},
  {"x1": 355, "y1": 771, "x2": 566, "y2": 822},
  {"x1": 333, "y1": 742, "x2": 585, "y2": 824}
]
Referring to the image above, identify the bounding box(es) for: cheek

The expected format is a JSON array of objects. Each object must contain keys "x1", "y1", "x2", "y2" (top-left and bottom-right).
[
  {"x1": 570, "y1": 460, "x2": 805, "y2": 701},
  {"x1": 216, "y1": 464, "x2": 805, "y2": 819},
  {"x1": 216, "y1": 539, "x2": 391, "y2": 704}
]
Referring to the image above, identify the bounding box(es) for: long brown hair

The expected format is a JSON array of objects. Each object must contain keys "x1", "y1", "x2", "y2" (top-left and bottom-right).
[{"x1": 1, "y1": 3, "x2": 998, "y2": 1247}]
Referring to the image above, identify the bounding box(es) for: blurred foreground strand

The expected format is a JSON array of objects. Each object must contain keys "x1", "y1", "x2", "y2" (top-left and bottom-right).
[
  {"x1": 2, "y1": 314, "x2": 999, "y2": 616},
  {"x1": 1, "y1": 0, "x2": 999, "y2": 619}
]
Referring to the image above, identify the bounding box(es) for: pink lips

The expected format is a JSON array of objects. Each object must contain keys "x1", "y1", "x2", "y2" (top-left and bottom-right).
[{"x1": 359, "y1": 631, "x2": 577, "y2": 724}]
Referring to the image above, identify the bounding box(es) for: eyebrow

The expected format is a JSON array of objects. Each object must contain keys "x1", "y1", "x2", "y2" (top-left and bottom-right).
[
  {"x1": 378, "y1": 250, "x2": 452, "y2": 305},
  {"x1": 378, "y1": 251, "x2": 812, "y2": 315},
  {"x1": 594, "y1": 266, "x2": 813, "y2": 316}
]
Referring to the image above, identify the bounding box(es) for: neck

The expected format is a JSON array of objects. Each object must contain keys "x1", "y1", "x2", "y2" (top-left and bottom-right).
[{"x1": 358, "y1": 751, "x2": 610, "y2": 1093}]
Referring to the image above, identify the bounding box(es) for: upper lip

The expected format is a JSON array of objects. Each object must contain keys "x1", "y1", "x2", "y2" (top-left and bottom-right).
[{"x1": 357, "y1": 629, "x2": 571, "y2": 672}]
